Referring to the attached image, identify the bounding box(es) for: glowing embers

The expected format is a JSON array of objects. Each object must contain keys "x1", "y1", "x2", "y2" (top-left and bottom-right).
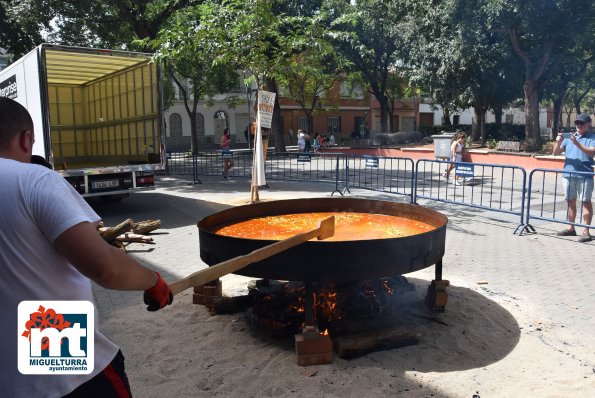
[
  {"x1": 245, "y1": 277, "x2": 410, "y2": 339},
  {"x1": 214, "y1": 212, "x2": 435, "y2": 241}
]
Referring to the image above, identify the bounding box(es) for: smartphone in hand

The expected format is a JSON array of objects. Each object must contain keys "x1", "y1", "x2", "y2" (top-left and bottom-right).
[{"x1": 561, "y1": 132, "x2": 573, "y2": 139}]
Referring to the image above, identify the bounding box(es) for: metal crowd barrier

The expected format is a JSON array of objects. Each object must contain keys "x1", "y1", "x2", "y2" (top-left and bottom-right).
[
  {"x1": 341, "y1": 154, "x2": 416, "y2": 201},
  {"x1": 265, "y1": 152, "x2": 344, "y2": 194},
  {"x1": 167, "y1": 150, "x2": 344, "y2": 193},
  {"x1": 524, "y1": 168, "x2": 595, "y2": 235},
  {"x1": 167, "y1": 150, "x2": 595, "y2": 239},
  {"x1": 414, "y1": 159, "x2": 528, "y2": 233}
]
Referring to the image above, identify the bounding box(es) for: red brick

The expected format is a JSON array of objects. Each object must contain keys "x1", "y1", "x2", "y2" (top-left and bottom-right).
[
  {"x1": 295, "y1": 333, "x2": 333, "y2": 356},
  {"x1": 192, "y1": 293, "x2": 205, "y2": 305},
  {"x1": 297, "y1": 352, "x2": 333, "y2": 366}
]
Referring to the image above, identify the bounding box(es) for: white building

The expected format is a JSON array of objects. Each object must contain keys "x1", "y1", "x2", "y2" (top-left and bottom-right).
[
  {"x1": 420, "y1": 103, "x2": 550, "y2": 137},
  {"x1": 163, "y1": 78, "x2": 255, "y2": 151}
]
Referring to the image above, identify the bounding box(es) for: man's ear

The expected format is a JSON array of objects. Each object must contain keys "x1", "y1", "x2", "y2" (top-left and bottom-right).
[{"x1": 18, "y1": 129, "x2": 34, "y2": 153}]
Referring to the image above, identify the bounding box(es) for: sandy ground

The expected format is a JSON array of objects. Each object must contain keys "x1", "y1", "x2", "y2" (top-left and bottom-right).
[
  {"x1": 95, "y1": 180, "x2": 594, "y2": 398},
  {"x1": 100, "y1": 273, "x2": 593, "y2": 398}
]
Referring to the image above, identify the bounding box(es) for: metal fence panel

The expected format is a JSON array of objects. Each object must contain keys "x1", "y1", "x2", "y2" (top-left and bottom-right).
[
  {"x1": 414, "y1": 159, "x2": 527, "y2": 232},
  {"x1": 526, "y1": 168, "x2": 595, "y2": 232},
  {"x1": 341, "y1": 155, "x2": 415, "y2": 201}
]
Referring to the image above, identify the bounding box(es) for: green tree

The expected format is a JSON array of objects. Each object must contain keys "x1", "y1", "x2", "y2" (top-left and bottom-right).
[
  {"x1": 214, "y1": 0, "x2": 330, "y2": 151},
  {"x1": 0, "y1": 0, "x2": 199, "y2": 59},
  {"x1": 545, "y1": 55, "x2": 593, "y2": 138},
  {"x1": 0, "y1": 1, "x2": 51, "y2": 59},
  {"x1": 149, "y1": 4, "x2": 239, "y2": 154},
  {"x1": 487, "y1": 0, "x2": 594, "y2": 149},
  {"x1": 325, "y1": 0, "x2": 406, "y2": 133},
  {"x1": 276, "y1": 17, "x2": 346, "y2": 134},
  {"x1": 403, "y1": 0, "x2": 523, "y2": 145}
]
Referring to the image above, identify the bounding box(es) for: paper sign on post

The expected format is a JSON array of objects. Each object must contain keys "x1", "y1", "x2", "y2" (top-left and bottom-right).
[{"x1": 258, "y1": 90, "x2": 276, "y2": 129}]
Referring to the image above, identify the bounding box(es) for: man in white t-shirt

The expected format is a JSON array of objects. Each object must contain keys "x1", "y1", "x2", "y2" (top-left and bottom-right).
[{"x1": 0, "y1": 98, "x2": 173, "y2": 397}]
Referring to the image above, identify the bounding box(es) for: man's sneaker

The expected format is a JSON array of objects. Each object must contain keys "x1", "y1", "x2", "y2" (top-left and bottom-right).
[
  {"x1": 556, "y1": 229, "x2": 577, "y2": 236},
  {"x1": 578, "y1": 233, "x2": 592, "y2": 243},
  {"x1": 451, "y1": 179, "x2": 461, "y2": 186}
]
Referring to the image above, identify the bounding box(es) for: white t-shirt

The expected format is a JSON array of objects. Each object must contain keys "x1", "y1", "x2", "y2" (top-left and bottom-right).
[{"x1": 0, "y1": 158, "x2": 119, "y2": 398}]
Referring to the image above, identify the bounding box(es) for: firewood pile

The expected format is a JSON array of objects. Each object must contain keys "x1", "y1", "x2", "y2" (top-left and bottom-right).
[{"x1": 97, "y1": 219, "x2": 161, "y2": 251}]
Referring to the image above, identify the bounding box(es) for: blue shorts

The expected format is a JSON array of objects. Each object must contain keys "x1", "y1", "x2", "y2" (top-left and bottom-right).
[{"x1": 564, "y1": 177, "x2": 594, "y2": 202}]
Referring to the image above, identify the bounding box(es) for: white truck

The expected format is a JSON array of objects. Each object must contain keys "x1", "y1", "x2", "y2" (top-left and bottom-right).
[{"x1": 0, "y1": 44, "x2": 165, "y2": 200}]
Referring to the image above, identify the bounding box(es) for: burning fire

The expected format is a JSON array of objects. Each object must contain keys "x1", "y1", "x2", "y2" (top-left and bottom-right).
[
  {"x1": 382, "y1": 279, "x2": 394, "y2": 295},
  {"x1": 248, "y1": 277, "x2": 403, "y2": 336},
  {"x1": 314, "y1": 288, "x2": 340, "y2": 322}
]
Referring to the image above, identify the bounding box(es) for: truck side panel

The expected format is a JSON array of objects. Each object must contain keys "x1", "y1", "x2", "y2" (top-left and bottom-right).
[{"x1": 0, "y1": 48, "x2": 48, "y2": 159}]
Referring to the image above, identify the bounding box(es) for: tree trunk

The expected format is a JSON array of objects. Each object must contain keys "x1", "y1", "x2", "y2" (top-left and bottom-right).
[
  {"x1": 265, "y1": 77, "x2": 286, "y2": 152},
  {"x1": 551, "y1": 89, "x2": 568, "y2": 140},
  {"x1": 442, "y1": 106, "x2": 452, "y2": 126},
  {"x1": 378, "y1": 95, "x2": 390, "y2": 133},
  {"x1": 493, "y1": 105, "x2": 503, "y2": 127},
  {"x1": 304, "y1": 110, "x2": 313, "y2": 134},
  {"x1": 479, "y1": 108, "x2": 487, "y2": 146},
  {"x1": 574, "y1": 98, "x2": 582, "y2": 115},
  {"x1": 524, "y1": 81, "x2": 542, "y2": 150},
  {"x1": 471, "y1": 108, "x2": 481, "y2": 141},
  {"x1": 388, "y1": 99, "x2": 395, "y2": 132},
  {"x1": 189, "y1": 112, "x2": 198, "y2": 154}
]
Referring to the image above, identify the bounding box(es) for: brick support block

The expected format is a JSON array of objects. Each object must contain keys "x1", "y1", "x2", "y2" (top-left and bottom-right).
[
  {"x1": 192, "y1": 279, "x2": 222, "y2": 305},
  {"x1": 192, "y1": 293, "x2": 205, "y2": 305},
  {"x1": 295, "y1": 331, "x2": 333, "y2": 366},
  {"x1": 425, "y1": 280, "x2": 450, "y2": 312}
]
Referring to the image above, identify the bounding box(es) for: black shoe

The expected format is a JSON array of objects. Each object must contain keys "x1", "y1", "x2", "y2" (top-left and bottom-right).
[
  {"x1": 578, "y1": 233, "x2": 592, "y2": 243},
  {"x1": 556, "y1": 229, "x2": 577, "y2": 236}
]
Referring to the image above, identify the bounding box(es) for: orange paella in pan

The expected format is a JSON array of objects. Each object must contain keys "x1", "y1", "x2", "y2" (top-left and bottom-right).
[{"x1": 198, "y1": 198, "x2": 448, "y2": 283}]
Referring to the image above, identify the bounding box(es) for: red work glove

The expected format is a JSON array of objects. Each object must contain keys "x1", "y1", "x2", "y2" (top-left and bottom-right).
[{"x1": 143, "y1": 272, "x2": 173, "y2": 311}]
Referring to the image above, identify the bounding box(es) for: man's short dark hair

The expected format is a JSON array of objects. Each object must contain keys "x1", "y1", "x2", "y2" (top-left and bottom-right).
[{"x1": 0, "y1": 97, "x2": 34, "y2": 149}]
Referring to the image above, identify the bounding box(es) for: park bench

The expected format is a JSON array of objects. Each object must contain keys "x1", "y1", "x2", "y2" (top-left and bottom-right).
[{"x1": 495, "y1": 141, "x2": 520, "y2": 152}]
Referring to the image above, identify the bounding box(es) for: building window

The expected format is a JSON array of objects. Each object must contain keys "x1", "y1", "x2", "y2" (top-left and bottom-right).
[
  {"x1": 327, "y1": 116, "x2": 341, "y2": 133},
  {"x1": 297, "y1": 117, "x2": 308, "y2": 131},
  {"x1": 339, "y1": 81, "x2": 364, "y2": 99},
  {"x1": 505, "y1": 114, "x2": 514, "y2": 124},
  {"x1": 169, "y1": 113, "x2": 182, "y2": 137},
  {"x1": 453, "y1": 114, "x2": 460, "y2": 125}
]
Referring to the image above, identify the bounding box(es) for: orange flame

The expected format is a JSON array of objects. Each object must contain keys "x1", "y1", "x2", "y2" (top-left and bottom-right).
[{"x1": 382, "y1": 280, "x2": 394, "y2": 295}]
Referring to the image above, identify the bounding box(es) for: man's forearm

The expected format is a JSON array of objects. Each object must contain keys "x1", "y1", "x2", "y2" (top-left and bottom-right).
[
  {"x1": 94, "y1": 246, "x2": 159, "y2": 290},
  {"x1": 54, "y1": 221, "x2": 160, "y2": 291}
]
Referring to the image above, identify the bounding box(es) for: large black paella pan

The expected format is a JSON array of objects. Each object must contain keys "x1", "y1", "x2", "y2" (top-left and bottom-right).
[{"x1": 198, "y1": 198, "x2": 447, "y2": 283}]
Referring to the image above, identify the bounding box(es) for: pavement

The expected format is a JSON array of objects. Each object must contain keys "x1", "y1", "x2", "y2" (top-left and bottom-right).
[{"x1": 90, "y1": 174, "x2": 595, "y2": 361}]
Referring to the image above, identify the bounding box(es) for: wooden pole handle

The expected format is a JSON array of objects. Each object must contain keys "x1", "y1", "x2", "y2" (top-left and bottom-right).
[{"x1": 169, "y1": 216, "x2": 335, "y2": 296}]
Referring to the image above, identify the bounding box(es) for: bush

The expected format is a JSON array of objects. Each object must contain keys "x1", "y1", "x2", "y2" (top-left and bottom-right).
[
  {"x1": 484, "y1": 123, "x2": 525, "y2": 141},
  {"x1": 419, "y1": 123, "x2": 525, "y2": 142}
]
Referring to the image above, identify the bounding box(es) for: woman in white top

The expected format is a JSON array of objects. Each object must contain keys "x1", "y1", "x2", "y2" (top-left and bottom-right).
[
  {"x1": 297, "y1": 129, "x2": 306, "y2": 151},
  {"x1": 443, "y1": 132, "x2": 466, "y2": 183}
]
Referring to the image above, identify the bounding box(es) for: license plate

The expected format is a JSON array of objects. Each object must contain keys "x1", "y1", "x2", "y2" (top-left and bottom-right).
[{"x1": 92, "y1": 180, "x2": 120, "y2": 189}]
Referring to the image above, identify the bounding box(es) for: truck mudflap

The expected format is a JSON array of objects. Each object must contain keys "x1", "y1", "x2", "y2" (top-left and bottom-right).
[{"x1": 60, "y1": 166, "x2": 156, "y2": 197}]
